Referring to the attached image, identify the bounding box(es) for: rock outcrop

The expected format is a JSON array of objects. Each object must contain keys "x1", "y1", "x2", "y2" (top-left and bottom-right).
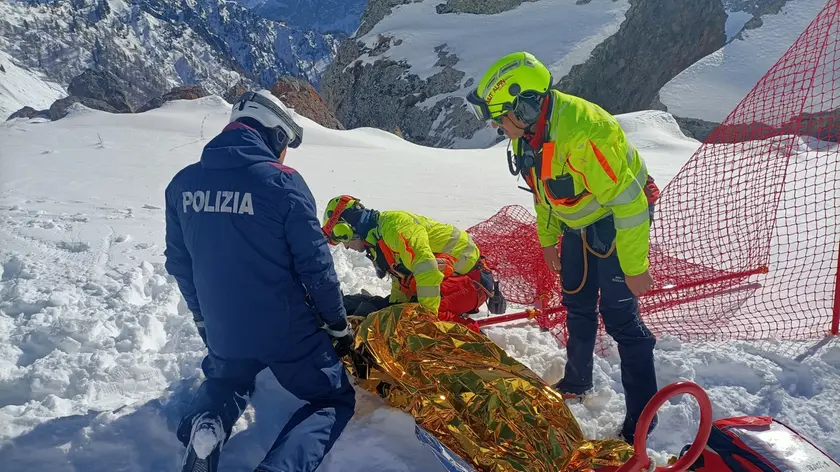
[
  {"x1": 802, "y1": 109, "x2": 840, "y2": 143},
  {"x1": 136, "y1": 85, "x2": 211, "y2": 113},
  {"x1": 726, "y1": 0, "x2": 792, "y2": 38},
  {"x1": 322, "y1": 38, "x2": 477, "y2": 147},
  {"x1": 269, "y1": 77, "x2": 344, "y2": 130},
  {"x1": 6, "y1": 106, "x2": 50, "y2": 121},
  {"x1": 223, "y1": 82, "x2": 251, "y2": 105},
  {"x1": 219, "y1": 78, "x2": 343, "y2": 129},
  {"x1": 673, "y1": 108, "x2": 840, "y2": 144},
  {"x1": 356, "y1": 0, "x2": 423, "y2": 37},
  {"x1": 553, "y1": 0, "x2": 727, "y2": 115},
  {"x1": 434, "y1": 0, "x2": 537, "y2": 14},
  {"x1": 66, "y1": 68, "x2": 133, "y2": 114},
  {"x1": 48, "y1": 96, "x2": 122, "y2": 120},
  {"x1": 673, "y1": 116, "x2": 720, "y2": 143},
  {"x1": 40, "y1": 68, "x2": 134, "y2": 120}
]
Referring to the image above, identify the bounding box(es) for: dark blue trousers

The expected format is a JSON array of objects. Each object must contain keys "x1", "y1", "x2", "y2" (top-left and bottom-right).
[
  {"x1": 555, "y1": 214, "x2": 658, "y2": 440},
  {"x1": 177, "y1": 331, "x2": 356, "y2": 472}
]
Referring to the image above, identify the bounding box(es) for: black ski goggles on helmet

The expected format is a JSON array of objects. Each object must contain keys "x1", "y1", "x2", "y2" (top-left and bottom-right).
[
  {"x1": 273, "y1": 126, "x2": 298, "y2": 152},
  {"x1": 278, "y1": 123, "x2": 302, "y2": 150},
  {"x1": 466, "y1": 87, "x2": 545, "y2": 126},
  {"x1": 466, "y1": 89, "x2": 511, "y2": 123}
]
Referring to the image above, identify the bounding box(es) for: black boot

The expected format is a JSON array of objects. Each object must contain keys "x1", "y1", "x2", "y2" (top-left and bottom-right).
[
  {"x1": 620, "y1": 413, "x2": 658, "y2": 446},
  {"x1": 181, "y1": 412, "x2": 223, "y2": 472}
]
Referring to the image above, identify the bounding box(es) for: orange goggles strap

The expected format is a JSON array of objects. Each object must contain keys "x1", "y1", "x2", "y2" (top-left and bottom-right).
[{"x1": 322, "y1": 195, "x2": 359, "y2": 243}]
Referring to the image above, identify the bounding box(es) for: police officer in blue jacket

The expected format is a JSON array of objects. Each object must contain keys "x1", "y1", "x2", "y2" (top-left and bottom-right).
[{"x1": 164, "y1": 90, "x2": 356, "y2": 472}]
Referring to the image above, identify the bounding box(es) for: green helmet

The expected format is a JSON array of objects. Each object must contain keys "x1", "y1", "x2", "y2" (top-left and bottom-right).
[
  {"x1": 466, "y1": 51, "x2": 553, "y2": 124},
  {"x1": 321, "y1": 195, "x2": 362, "y2": 245}
]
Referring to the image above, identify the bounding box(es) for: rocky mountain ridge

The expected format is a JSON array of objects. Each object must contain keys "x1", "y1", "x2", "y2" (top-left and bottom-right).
[
  {"x1": 321, "y1": 0, "x2": 796, "y2": 148},
  {"x1": 0, "y1": 0, "x2": 341, "y2": 113},
  {"x1": 6, "y1": 66, "x2": 344, "y2": 131}
]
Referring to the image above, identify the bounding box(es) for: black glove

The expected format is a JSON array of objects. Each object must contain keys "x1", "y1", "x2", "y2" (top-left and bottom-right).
[
  {"x1": 486, "y1": 280, "x2": 507, "y2": 315},
  {"x1": 324, "y1": 318, "x2": 355, "y2": 357}
]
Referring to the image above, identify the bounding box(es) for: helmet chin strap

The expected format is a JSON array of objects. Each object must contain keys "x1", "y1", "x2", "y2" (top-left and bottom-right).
[
  {"x1": 497, "y1": 115, "x2": 530, "y2": 135},
  {"x1": 497, "y1": 96, "x2": 541, "y2": 136}
]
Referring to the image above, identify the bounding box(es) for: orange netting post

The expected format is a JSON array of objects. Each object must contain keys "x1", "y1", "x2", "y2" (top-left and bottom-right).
[{"x1": 469, "y1": 1, "x2": 840, "y2": 345}]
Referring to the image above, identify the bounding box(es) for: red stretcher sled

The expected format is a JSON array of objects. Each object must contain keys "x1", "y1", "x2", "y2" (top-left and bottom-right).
[{"x1": 589, "y1": 381, "x2": 840, "y2": 472}]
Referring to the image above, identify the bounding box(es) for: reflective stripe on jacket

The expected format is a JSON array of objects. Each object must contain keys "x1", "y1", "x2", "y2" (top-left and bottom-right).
[
  {"x1": 365, "y1": 210, "x2": 480, "y2": 314},
  {"x1": 514, "y1": 90, "x2": 652, "y2": 276}
]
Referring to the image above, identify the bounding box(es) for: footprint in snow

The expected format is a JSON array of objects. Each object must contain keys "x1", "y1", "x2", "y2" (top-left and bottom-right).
[
  {"x1": 56, "y1": 241, "x2": 90, "y2": 253},
  {"x1": 2, "y1": 256, "x2": 34, "y2": 281}
]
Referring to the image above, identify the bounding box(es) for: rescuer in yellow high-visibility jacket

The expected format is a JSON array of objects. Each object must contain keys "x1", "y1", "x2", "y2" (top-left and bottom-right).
[
  {"x1": 321, "y1": 195, "x2": 506, "y2": 332},
  {"x1": 467, "y1": 51, "x2": 661, "y2": 447},
  {"x1": 517, "y1": 90, "x2": 656, "y2": 279}
]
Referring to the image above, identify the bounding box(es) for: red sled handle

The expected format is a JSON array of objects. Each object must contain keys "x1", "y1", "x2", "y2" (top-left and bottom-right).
[{"x1": 610, "y1": 381, "x2": 713, "y2": 472}]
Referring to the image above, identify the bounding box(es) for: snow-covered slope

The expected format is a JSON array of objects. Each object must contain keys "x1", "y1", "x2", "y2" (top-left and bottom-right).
[
  {"x1": 0, "y1": 0, "x2": 339, "y2": 113},
  {"x1": 0, "y1": 50, "x2": 66, "y2": 121},
  {"x1": 659, "y1": 0, "x2": 829, "y2": 123},
  {"x1": 1, "y1": 99, "x2": 838, "y2": 470},
  {"x1": 356, "y1": 0, "x2": 628, "y2": 87}
]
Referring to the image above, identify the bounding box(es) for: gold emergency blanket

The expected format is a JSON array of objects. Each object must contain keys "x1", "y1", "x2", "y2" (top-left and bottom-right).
[{"x1": 343, "y1": 303, "x2": 634, "y2": 472}]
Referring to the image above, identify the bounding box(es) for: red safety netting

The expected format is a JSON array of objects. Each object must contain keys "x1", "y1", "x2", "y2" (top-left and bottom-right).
[{"x1": 468, "y1": 1, "x2": 840, "y2": 345}]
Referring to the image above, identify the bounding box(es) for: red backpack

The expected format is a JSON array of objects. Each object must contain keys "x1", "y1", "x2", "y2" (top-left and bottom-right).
[{"x1": 679, "y1": 416, "x2": 839, "y2": 472}]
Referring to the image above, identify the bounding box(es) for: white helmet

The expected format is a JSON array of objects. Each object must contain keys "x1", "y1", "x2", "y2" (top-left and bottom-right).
[{"x1": 230, "y1": 90, "x2": 303, "y2": 149}]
